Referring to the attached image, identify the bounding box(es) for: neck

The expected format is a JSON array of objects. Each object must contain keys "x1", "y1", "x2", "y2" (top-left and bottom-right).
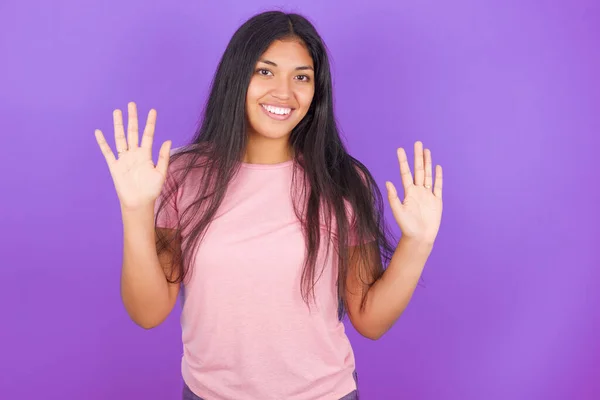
[{"x1": 243, "y1": 133, "x2": 293, "y2": 165}]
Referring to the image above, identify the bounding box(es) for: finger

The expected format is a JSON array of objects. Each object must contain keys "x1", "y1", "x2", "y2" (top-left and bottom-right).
[
  {"x1": 397, "y1": 147, "x2": 413, "y2": 192},
  {"x1": 433, "y1": 165, "x2": 443, "y2": 198},
  {"x1": 156, "y1": 140, "x2": 172, "y2": 176},
  {"x1": 140, "y1": 108, "x2": 157, "y2": 149},
  {"x1": 94, "y1": 129, "x2": 117, "y2": 166},
  {"x1": 385, "y1": 181, "x2": 403, "y2": 206},
  {"x1": 127, "y1": 102, "x2": 139, "y2": 149},
  {"x1": 386, "y1": 181, "x2": 405, "y2": 218},
  {"x1": 414, "y1": 141, "x2": 425, "y2": 186},
  {"x1": 113, "y1": 109, "x2": 128, "y2": 154},
  {"x1": 424, "y1": 148, "x2": 433, "y2": 189}
]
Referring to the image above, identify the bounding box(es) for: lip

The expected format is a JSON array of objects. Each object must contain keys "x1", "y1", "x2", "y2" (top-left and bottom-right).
[{"x1": 260, "y1": 104, "x2": 294, "y2": 121}]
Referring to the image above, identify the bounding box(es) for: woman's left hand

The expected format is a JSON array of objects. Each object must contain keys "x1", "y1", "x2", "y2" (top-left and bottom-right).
[{"x1": 386, "y1": 141, "x2": 443, "y2": 244}]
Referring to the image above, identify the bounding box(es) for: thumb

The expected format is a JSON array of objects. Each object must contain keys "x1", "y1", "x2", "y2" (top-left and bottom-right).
[
  {"x1": 156, "y1": 140, "x2": 172, "y2": 176},
  {"x1": 386, "y1": 181, "x2": 400, "y2": 203},
  {"x1": 386, "y1": 181, "x2": 409, "y2": 229},
  {"x1": 386, "y1": 181, "x2": 405, "y2": 216}
]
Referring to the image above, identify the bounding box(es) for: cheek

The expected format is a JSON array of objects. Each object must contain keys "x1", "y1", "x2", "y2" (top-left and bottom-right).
[
  {"x1": 297, "y1": 88, "x2": 315, "y2": 112},
  {"x1": 246, "y1": 79, "x2": 264, "y2": 105},
  {"x1": 246, "y1": 86, "x2": 259, "y2": 105}
]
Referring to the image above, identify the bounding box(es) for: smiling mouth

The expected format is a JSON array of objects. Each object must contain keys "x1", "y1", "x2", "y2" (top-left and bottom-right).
[{"x1": 260, "y1": 104, "x2": 294, "y2": 121}]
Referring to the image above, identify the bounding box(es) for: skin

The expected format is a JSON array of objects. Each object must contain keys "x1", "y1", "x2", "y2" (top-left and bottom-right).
[
  {"x1": 95, "y1": 103, "x2": 179, "y2": 329},
  {"x1": 243, "y1": 39, "x2": 315, "y2": 164},
  {"x1": 345, "y1": 142, "x2": 443, "y2": 340},
  {"x1": 242, "y1": 39, "x2": 445, "y2": 340},
  {"x1": 94, "y1": 38, "x2": 444, "y2": 337}
]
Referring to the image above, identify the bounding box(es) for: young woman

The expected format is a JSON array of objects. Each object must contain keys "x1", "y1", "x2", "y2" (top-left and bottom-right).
[{"x1": 94, "y1": 11, "x2": 443, "y2": 400}]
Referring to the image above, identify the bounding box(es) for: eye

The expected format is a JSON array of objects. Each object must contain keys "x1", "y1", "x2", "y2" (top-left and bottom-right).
[
  {"x1": 295, "y1": 75, "x2": 311, "y2": 82},
  {"x1": 256, "y1": 68, "x2": 273, "y2": 76}
]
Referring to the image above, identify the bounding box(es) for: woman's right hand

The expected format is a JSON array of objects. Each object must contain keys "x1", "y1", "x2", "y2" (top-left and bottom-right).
[{"x1": 95, "y1": 102, "x2": 172, "y2": 211}]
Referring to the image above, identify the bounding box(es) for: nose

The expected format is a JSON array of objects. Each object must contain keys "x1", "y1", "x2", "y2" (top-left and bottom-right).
[{"x1": 271, "y1": 76, "x2": 292, "y2": 100}]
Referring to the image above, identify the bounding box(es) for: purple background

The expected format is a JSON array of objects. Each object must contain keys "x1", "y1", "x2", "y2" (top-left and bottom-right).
[{"x1": 1, "y1": 0, "x2": 598, "y2": 399}]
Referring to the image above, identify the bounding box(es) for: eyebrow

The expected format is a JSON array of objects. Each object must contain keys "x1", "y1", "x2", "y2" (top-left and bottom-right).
[{"x1": 259, "y1": 59, "x2": 314, "y2": 71}]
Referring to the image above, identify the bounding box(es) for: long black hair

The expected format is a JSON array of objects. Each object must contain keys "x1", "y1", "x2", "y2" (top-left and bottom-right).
[{"x1": 155, "y1": 10, "x2": 397, "y2": 319}]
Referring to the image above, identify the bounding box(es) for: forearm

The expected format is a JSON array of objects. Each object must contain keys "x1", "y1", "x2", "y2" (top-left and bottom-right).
[
  {"x1": 120, "y1": 204, "x2": 172, "y2": 328},
  {"x1": 361, "y1": 236, "x2": 433, "y2": 339}
]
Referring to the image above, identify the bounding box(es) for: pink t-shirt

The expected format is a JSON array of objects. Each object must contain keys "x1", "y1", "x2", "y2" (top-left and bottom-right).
[{"x1": 156, "y1": 154, "x2": 360, "y2": 400}]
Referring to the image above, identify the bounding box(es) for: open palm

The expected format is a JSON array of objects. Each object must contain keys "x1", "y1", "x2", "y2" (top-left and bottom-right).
[
  {"x1": 94, "y1": 102, "x2": 172, "y2": 210},
  {"x1": 386, "y1": 141, "x2": 443, "y2": 244}
]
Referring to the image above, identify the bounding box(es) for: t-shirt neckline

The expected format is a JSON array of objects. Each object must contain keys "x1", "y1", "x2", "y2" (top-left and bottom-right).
[{"x1": 240, "y1": 159, "x2": 294, "y2": 170}]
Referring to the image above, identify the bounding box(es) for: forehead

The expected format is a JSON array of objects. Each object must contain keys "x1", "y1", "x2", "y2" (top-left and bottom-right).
[{"x1": 260, "y1": 39, "x2": 314, "y2": 67}]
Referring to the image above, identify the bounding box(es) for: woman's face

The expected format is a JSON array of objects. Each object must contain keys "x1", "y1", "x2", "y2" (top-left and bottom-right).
[{"x1": 245, "y1": 39, "x2": 315, "y2": 141}]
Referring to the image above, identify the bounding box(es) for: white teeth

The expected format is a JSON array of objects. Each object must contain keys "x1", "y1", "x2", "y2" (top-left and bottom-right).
[{"x1": 262, "y1": 104, "x2": 291, "y2": 115}]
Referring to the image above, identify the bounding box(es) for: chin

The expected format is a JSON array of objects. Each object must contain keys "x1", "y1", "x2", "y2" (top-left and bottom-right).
[
  {"x1": 252, "y1": 125, "x2": 295, "y2": 140},
  {"x1": 249, "y1": 116, "x2": 304, "y2": 140}
]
